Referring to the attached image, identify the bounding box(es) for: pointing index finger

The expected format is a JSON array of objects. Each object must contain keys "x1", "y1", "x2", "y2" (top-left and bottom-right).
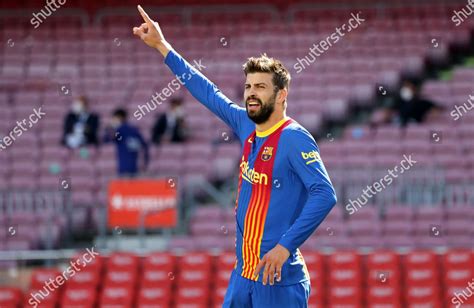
[{"x1": 137, "y1": 5, "x2": 153, "y2": 24}]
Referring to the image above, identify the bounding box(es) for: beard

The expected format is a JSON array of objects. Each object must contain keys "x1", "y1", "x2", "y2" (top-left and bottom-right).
[{"x1": 245, "y1": 94, "x2": 276, "y2": 124}]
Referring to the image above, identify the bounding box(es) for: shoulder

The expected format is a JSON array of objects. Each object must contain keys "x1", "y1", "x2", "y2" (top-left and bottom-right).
[
  {"x1": 281, "y1": 120, "x2": 317, "y2": 146},
  {"x1": 89, "y1": 113, "x2": 99, "y2": 121}
]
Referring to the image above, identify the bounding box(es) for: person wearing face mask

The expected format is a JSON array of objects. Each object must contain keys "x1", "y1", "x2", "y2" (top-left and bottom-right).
[
  {"x1": 151, "y1": 97, "x2": 187, "y2": 144},
  {"x1": 394, "y1": 80, "x2": 443, "y2": 126},
  {"x1": 62, "y1": 96, "x2": 100, "y2": 148},
  {"x1": 103, "y1": 108, "x2": 149, "y2": 177}
]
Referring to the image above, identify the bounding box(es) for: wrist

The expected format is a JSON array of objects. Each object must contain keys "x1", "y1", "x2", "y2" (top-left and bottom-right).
[{"x1": 156, "y1": 40, "x2": 172, "y2": 57}]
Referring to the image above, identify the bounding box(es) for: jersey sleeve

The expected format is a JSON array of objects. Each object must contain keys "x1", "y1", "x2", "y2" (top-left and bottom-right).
[
  {"x1": 278, "y1": 129, "x2": 337, "y2": 253},
  {"x1": 164, "y1": 49, "x2": 246, "y2": 137}
]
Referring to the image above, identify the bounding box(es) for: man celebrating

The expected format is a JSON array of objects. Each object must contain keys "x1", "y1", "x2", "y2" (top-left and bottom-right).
[{"x1": 133, "y1": 5, "x2": 337, "y2": 307}]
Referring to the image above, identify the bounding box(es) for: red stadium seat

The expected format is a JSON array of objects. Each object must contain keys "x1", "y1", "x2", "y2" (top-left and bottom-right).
[
  {"x1": 403, "y1": 251, "x2": 442, "y2": 307},
  {"x1": 30, "y1": 268, "x2": 63, "y2": 290},
  {"x1": 178, "y1": 252, "x2": 213, "y2": 271},
  {"x1": 367, "y1": 285, "x2": 402, "y2": 307},
  {"x1": 405, "y1": 286, "x2": 442, "y2": 308},
  {"x1": 0, "y1": 287, "x2": 22, "y2": 308},
  {"x1": 302, "y1": 251, "x2": 325, "y2": 306},
  {"x1": 327, "y1": 286, "x2": 363, "y2": 308},
  {"x1": 175, "y1": 286, "x2": 210, "y2": 307},
  {"x1": 327, "y1": 251, "x2": 363, "y2": 306},
  {"x1": 215, "y1": 251, "x2": 235, "y2": 289},
  {"x1": 216, "y1": 268, "x2": 233, "y2": 288},
  {"x1": 107, "y1": 252, "x2": 140, "y2": 271},
  {"x1": 104, "y1": 269, "x2": 138, "y2": 288},
  {"x1": 212, "y1": 285, "x2": 227, "y2": 307},
  {"x1": 141, "y1": 268, "x2": 175, "y2": 288},
  {"x1": 67, "y1": 269, "x2": 100, "y2": 287},
  {"x1": 70, "y1": 251, "x2": 104, "y2": 274},
  {"x1": 442, "y1": 250, "x2": 474, "y2": 306},
  {"x1": 136, "y1": 286, "x2": 172, "y2": 308},
  {"x1": 445, "y1": 285, "x2": 474, "y2": 307},
  {"x1": 177, "y1": 269, "x2": 211, "y2": 288},
  {"x1": 216, "y1": 251, "x2": 236, "y2": 270},
  {"x1": 99, "y1": 286, "x2": 134, "y2": 308},
  {"x1": 143, "y1": 252, "x2": 176, "y2": 272},
  {"x1": 24, "y1": 288, "x2": 59, "y2": 308},
  {"x1": 366, "y1": 251, "x2": 402, "y2": 305},
  {"x1": 443, "y1": 249, "x2": 474, "y2": 270},
  {"x1": 61, "y1": 285, "x2": 97, "y2": 308}
]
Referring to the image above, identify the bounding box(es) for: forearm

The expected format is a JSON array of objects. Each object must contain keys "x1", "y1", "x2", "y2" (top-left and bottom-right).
[
  {"x1": 163, "y1": 49, "x2": 243, "y2": 132},
  {"x1": 155, "y1": 40, "x2": 172, "y2": 58},
  {"x1": 278, "y1": 187, "x2": 337, "y2": 253}
]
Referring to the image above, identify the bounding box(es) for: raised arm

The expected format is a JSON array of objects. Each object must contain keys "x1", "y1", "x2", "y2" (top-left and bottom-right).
[{"x1": 132, "y1": 5, "x2": 245, "y2": 136}]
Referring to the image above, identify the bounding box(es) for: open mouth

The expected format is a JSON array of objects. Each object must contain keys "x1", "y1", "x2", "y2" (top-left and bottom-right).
[{"x1": 247, "y1": 100, "x2": 261, "y2": 111}]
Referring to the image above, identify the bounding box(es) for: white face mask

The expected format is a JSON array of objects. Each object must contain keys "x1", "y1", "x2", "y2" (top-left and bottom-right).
[
  {"x1": 72, "y1": 100, "x2": 84, "y2": 114},
  {"x1": 111, "y1": 118, "x2": 121, "y2": 128},
  {"x1": 173, "y1": 106, "x2": 183, "y2": 117},
  {"x1": 400, "y1": 87, "x2": 414, "y2": 101}
]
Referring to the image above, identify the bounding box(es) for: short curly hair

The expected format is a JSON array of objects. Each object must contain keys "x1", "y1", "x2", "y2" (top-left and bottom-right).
[{"x1": 243, "y1": 54, "x2": 291, "y2": 92}]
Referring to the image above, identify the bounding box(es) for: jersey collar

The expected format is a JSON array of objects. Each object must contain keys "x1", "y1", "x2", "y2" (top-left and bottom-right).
[{"x1": 255, "y1": 117, "x2": 291, "y2": 138}]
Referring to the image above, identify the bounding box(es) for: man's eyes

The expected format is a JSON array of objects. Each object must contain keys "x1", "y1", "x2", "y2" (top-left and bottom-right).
[{"x1": 245, "y1": 85, "x2": 265, "y2": 89}]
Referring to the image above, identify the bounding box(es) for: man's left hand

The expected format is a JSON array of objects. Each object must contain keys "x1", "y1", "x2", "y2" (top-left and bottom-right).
[{"x1": 253, "y1": 244, "x2": 290, "y2": 285}]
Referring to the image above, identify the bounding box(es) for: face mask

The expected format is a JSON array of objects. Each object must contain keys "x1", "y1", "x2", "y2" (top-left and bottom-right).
[
  {"x1": 111, "y1": 118, "x2": 121, "y2": 128},
  {"x1": 72, "y1": 101, "x2": 84, "y2": 114},
  {"x1": 173, "y1": 107, "x2": 184, "y2": 117},
  {"x1": 400, "y1": 87, "x2": 414, "y2": 101}
]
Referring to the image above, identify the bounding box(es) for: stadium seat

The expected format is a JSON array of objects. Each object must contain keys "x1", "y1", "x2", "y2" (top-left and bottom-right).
[
  {"x1": 403, "y1": 251, "x2": 442, "y2": 307},
  {"x1": 327, "y1": 251, "x2": 363, "y2": 306},
  {"x1": 99, "y1": 286, "x2": 135, "y2": 308},
  {"x1": 0, "y1": 287, "x2": 22, "y2": 308},
  {"x1": 136, "y1": 286, "x2": 172, "y2": 308},
  {"x1": 30, "y1": 268, "x2": 63, "y2": 290},
  {"x1": 61, "y1": 285, "x2": 97, "y2": 308},
  {"x1": 302, "y1": 251, "x2": 325, "y2": 307}
]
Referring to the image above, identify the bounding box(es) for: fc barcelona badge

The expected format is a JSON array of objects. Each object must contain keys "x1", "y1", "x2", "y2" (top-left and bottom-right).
[{"x1": 261, "y1": 146, "x2": 273, "y2": 161}]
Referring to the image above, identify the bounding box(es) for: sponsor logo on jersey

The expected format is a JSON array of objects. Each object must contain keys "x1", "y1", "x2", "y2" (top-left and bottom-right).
[
  {"x1": 240, "y1": 158, "x2": 269, "y2": 185},
  {"x1": 301, "y1": 150, "x2": 321, "y2": 165}
]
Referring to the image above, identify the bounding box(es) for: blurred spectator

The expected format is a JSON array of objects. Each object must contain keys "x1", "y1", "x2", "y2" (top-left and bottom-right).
[
  {"x1": 151, "y1": 98, "x2": 187, "y2": 144},
  {"x1": 394, "y1": 80, "x2": 443, "y2": 126},
  {"x1": 104, "y1": 108, "x2": 149, "y2": 177},
  {"x1": 370, "y1": 80, "x2": 443, "y2": 128},
  {"x1": 62, "y1": 96, "x2": 100, "y2": 148}
]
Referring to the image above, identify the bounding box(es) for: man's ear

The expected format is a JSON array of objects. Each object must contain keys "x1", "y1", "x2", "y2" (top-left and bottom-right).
[{"x1": 277, "y1": 88, "x2": 288, "y2": 105}]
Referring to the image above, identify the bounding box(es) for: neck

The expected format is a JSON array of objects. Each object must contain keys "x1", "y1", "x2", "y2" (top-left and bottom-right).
[{"x1": 256, "y1": 111, "x2": 287, "y2": 133}]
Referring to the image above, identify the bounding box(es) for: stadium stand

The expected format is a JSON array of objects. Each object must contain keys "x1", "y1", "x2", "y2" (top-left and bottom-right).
[{"x1": 1, "y1": 0, "x2": 473, "y2": 307}]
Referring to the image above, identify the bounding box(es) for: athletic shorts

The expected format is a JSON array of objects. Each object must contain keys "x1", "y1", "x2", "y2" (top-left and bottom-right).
[{"x1": 222, "y1": 269, "x2": 311, "y2": 308}]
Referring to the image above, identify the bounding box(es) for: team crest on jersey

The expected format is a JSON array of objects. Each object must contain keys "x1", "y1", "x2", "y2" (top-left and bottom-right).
[{"x1": 261, "y1": 146, "x2": 273, "y2": 161}]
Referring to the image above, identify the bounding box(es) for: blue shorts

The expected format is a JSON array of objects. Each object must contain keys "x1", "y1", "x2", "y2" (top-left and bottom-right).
[{"x1": 222, "y1": 270, "x2": 311, "y2": 308}]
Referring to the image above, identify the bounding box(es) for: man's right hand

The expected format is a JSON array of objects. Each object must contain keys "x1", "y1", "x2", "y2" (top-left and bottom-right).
[{"x1": 133, "y1": 5, "x2": 172, "y2": 57}]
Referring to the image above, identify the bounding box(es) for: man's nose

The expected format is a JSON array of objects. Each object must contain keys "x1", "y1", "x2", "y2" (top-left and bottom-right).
[{"x1": 247, "y1": 87, "x2": 258, "y2": 97}]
